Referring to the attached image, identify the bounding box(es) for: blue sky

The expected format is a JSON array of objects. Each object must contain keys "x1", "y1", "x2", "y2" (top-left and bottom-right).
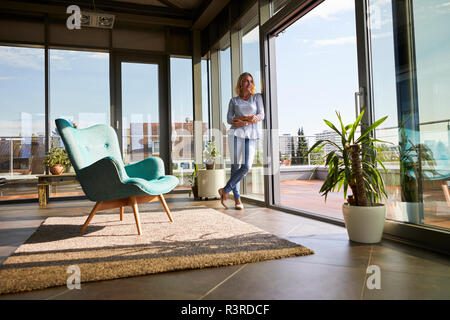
[{"x1": 275, "y1": 0, "x2": 358, "y2": 137}]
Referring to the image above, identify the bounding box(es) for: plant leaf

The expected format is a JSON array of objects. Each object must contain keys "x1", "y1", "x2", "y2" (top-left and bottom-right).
[{"x1": 356, "y1": 116, "x2": 388, "y2": 143}]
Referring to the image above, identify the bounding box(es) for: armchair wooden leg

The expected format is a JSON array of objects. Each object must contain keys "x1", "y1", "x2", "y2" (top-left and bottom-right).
[
  {"x1": 130, "y1": 197, "x2": 142, "y2": 235},
  {"x1": 159, "y1": 194, "x2": 174, "y2": 222},
  {"x1": 81, "y1": 201, "x2": 102, "y2": 234},
  {"x1": 120, "y1": 206, "x2": 124, "y2": 221}
]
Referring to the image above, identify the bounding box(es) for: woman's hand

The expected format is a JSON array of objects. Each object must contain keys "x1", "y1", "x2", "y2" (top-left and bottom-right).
[
  {"x1": 233, "y1": 115, "x2": 258, "y2": 123},
  {"x1": 232, "y1": 119, "x2": 248, "y2": 127},
  {"x1": 247, "y1": 115, "x2": 259, "y2": 123}
]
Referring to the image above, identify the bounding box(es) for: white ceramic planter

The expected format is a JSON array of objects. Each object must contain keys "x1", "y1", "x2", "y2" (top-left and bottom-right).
[
  {"x1": 197, "y1": 169, "x2": 225, "y2": 198},
  {"x1": 342, "y1": 203, "x2": 386, "y2": 244}
]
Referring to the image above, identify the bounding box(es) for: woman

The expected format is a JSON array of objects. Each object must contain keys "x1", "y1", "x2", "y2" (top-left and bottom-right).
[{"x1": 218, "y1": 72, "x2": 264, "y2": 210}]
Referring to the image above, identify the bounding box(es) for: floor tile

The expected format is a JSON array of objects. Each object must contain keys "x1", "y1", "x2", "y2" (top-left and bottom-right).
[
  {"x1": 202, "y1": 259, "x2": 367, "y2": 300},
  {"x1": 52, "y1": 265, "x2": 244, "y2": 300},
  {"x1": 362, "y1": 269, "x2": 450, "y2": 300}
]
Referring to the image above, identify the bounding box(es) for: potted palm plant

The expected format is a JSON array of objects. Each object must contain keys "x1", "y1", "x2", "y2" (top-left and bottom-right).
[
  {"x1": 43, "y1": 147, "x2": 71, "y2": 175},
  {"x1": 308, "y1": 110, "x2": 389, "y2": 243},
  {"x1": 204, "y1": 141, "x2": 220, "y2": 170}
]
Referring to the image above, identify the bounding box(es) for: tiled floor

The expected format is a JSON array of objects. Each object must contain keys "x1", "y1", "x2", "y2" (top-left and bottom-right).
[{"x1": 0, "y1": 194, "x2": 449, "y2": 300}]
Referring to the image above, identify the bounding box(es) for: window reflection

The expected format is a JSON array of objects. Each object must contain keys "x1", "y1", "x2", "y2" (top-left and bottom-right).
[
  {"x1": 0, "y1": 46, "x2": 45, "y2": 200},
  {"x1": 370, "y1": 0, "x2": 450, "y2": 230}
]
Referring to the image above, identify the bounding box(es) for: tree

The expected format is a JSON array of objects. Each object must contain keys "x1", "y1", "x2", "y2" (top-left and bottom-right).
[
  {"x1": 296, "y1": 127, "x2": 309, "y2": 165},
  {"x1": 290, "y1": 136, "x2": 296, "y2": 164}
]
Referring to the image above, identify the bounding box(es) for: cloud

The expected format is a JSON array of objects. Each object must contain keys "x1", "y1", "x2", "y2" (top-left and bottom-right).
[
  {"x1": 303, "y1": 0, "x2": 354, "y2": 21},
  {"x1": 87, "y1": 52, "x2": 109, "y2": 59},
  {"x1": 242, "y1": 27, "x2": 259, "y2": 44},
  {"x1": 0, "y1": 47, "x2": 44, "y2": 71},
  {"x1": 313, "y1": 36, "x2": 356, "y2": 47},
  {"x1": 370, "y1": 0, "x2": 391, "y2": 6},
  {"x1": 49, "y1": 50, "x2": 108, "y2": 71},
  {"x1": 50, "y1": 53, "x2": 72, "y2": 71},
  {"x1": 294, "y1": 39, "x2": 311, "y2": 45},
  {"x1": 0, "y1": 76, "x2": 20, "y2": 80},
  {"x1": 371, "y1": 32, "x2": 392, "y2": 40}
]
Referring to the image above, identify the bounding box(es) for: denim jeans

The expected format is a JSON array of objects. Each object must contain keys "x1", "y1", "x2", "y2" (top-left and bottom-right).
[{"x1": 223, "y1": 136, "x2": 256, "y2": 199}]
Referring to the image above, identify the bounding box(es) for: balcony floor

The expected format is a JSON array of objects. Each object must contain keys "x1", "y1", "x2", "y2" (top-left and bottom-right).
[{"x1": 0, "y1": 193, "x2": 449, "y2": 300}]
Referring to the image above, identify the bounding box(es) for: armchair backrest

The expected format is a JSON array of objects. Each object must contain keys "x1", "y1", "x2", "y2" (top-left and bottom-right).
[{"x1": 55, "y1": 119, "x2": 123, "y2": 172}]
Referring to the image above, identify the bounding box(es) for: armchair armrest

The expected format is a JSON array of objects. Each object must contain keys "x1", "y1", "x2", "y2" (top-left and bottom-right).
[
  {"x1": 76, "y1": 156, "x2": 129, "y2": 201},
  {"x1": 124, "y1": 156, "x2": 165, "y2": 181}
]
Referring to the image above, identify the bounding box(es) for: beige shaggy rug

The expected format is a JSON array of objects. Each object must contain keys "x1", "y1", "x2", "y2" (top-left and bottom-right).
[{"x1": 0, "y1": 208, "x2": 313, "y2": 294}]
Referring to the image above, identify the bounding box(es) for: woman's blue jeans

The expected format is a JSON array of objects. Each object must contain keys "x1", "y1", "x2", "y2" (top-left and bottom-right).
[{"x1": 223, "y1": 136, "x2": 256, "y2": 199}]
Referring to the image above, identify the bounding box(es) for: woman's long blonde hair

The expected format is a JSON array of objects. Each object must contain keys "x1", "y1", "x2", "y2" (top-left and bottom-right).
[{"x1": 235, "y1": 72, "x2": 256, "y2": 96}]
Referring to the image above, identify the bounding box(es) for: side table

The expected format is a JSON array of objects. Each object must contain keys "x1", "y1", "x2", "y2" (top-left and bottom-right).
[{"x1": 37, "y1": 173, "x2": 79, "y2": 206}]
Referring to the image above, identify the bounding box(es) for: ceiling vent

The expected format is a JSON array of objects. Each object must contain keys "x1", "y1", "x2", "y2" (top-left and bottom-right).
[{"x1": 81, "y1": 12, "x2": 115, "y2": 29}]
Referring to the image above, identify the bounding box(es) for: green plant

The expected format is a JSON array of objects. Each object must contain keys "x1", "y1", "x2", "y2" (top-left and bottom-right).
[
  {"x1": 43, "y1": 147, "x2": 71, "y2": 168},
  {"x1": 188, "y1": 163, "x2": 199, "y2": 187},
  {"x1": 307, "y1": 110, "x2": 389, "y2": 206},
  {"x1": 398, "y1": 125, "x2": 437, "y2": 202},
  {"x1": 204, "y1": 141, "x2": 220, "y2": 163}
]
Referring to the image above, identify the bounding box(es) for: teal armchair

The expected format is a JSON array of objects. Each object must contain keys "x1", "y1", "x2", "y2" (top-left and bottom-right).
[{"x1": 55, "y1": 119, "x2": 179, "y2": 235}]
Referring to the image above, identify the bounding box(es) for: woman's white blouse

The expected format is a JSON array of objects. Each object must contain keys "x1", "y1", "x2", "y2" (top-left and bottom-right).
[{"x1": 227, "y1": 93, "x2": 265, "y2": 139}]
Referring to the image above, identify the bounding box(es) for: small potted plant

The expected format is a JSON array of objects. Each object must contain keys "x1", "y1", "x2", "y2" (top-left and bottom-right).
[
  {"x1": 43, "y1": 147, "x2": 71, "y2": 175},
  {"x1": 188, "y1": 163, "x2": 199, "y2": 199},
  {"x1": 204, "y1": 141, "x2": 220, "y2": 170},
  {"x1": 307, "y1": 110, "x2": 390, "y2": 243}
]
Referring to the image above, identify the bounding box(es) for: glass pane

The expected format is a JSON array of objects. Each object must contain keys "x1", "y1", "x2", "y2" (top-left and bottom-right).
[
  {"x1": 121, "y1": 62, "x2": 159, "y2": 165},
  {"x1": 0, "y1": 46, "x2": 45, "y2": 201},
  {"x1": 369, "y1": 0, "x2": 401, "y2": 223},
  {"x1": 414, "y1": 0, "x2": 450, "y2": 230},
  {"x1": 242, "y1": 25, "x2": 264, "y2": 201},
  {"x1": 202, "y1": 59, "x2": 211, "y2": 160},
  {"x1": 50, "y1": 49, "x2": 110, "y2": 199},
  {"x1": 370, "y1": 0, "x2": 450, "y2": 230},
  {"x1": 274, "y1": 0, "x2": 358, "y2": 219},
  {"x1": 220, "y1": 47, "x2": 232, "y2": 170},
  {"x1": 170, "y1": 57, "x2": 193, "y2": 188}
]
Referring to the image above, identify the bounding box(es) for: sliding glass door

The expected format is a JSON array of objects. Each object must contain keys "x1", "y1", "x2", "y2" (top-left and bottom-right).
[
  {"x1": 269, "y1": 0, "x2": 360, "y2": 220},
  {"x1": 121, "y1": 62, "x2": 160, "y2": 163},
  {"x1": 115, "y1": 54, "x2": 170, "y2": 175},
  {"x1": 369, "y1": 0, "x2": 450, "y2": 230}
]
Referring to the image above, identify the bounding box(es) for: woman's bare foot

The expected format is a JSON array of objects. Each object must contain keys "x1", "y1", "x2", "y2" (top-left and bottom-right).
[
  {"x1": 218, "y1": 188, "x2": 229, "y2": 208},
  {"x1": 235, "y1": 198, "x2": 244, "y2": 210}
]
